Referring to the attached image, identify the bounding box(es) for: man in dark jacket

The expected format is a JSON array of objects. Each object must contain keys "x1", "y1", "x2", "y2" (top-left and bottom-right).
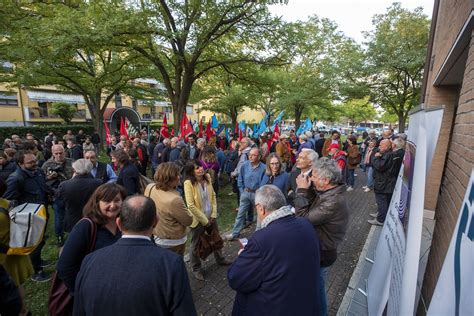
[
  {"x1": 228, "y1": 185, "x2": 320, "y2": 316},
  {"x1": 66, "y1": 140, "x2": 83, "y2": 160},
  {"x1": 368, "y1": 138, "x2": 405, "y2": 225},
  {"x1": 84, "y1": 150, "x2": 117, "y2": 184},
  {"x1": 294, "y1": 157, "x2": 349, "y2": 316},
  {"x1": 42, "y1": 144, "x2": 74, "y2": 246},
  {"x1": 288, "y1": 148, "x2": 318, "y2": 207},
  {"x1": 3, "y1": 150, "x2": 53, "y2": 282},
  {"x1": 90, "y1": 130, "x2": 101, "y2": 154},
  {"x1": 74, "y1": 196, "x2": 196, "y2": 316},
  {"x1": 57, "y1": 159, "x2": 102, "y2": 233}
]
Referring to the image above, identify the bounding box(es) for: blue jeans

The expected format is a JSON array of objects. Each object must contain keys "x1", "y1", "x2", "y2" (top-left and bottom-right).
[
  {"x1": 53, "y1": 198, "x2": 65, "y2": 238},
  {"x1": 231, "y1": 191, "x2": 255, "y2": 238},
  {"x1": 366, "y1": 166, "x2": 374, "y2": 189},
  {"x1": 319, "y1": 266, "x2": 329, "y2": 316},
  {"x1": 346, "y1": 169, "x2": 355, "y2": 187}
]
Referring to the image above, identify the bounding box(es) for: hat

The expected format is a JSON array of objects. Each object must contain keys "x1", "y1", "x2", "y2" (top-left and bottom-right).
[
  {"x1": 279, "y1": 134, "x2": 289, "y2": 139},
  {"x1": 328, "y1": 143, "x2": 340, "y2": 150}
]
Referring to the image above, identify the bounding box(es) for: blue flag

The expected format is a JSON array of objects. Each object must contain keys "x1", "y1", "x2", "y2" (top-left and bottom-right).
[
  {"x1": 253, "y1": 124, "x2": 258, "y2": 137},
  {"x1": 296, "y1": 118, "x2": 312, "y2": 136},
  {"x1": 225, "y1": 127, "x2": 230, "y2": 141},
  {"x1": 272, "y1": 111, "x2": 284, "y2": 129},
  {"x1": 216, "y1": 124, "x2": 225, "y2": 136},
  {"x1": 211, "y1": 114, "x2": 219, "y2": 129},
  {"x1": 239, "y1": 121, "x2": 246, "y2": 133}
]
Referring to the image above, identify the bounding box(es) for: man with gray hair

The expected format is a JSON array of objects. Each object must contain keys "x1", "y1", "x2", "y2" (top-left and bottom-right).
[
  {"x1": 288, "y1": 148, "x2": 318, "y2": 207},
  {"x1": 74, "y1": 196, "x2": 196, "y2": 315},
  {"x1": 228, "y1": 185, "x2": 320, "y2": 315},
  {"x1": 226, "y1": 147, "x2": 265, "y2": 241},
  {"x1": 57, "y1": 159, "x2": 102, "y2": 237},
  {"x1": 294, "y1": 157, "x2": 349, "y2": 315}
]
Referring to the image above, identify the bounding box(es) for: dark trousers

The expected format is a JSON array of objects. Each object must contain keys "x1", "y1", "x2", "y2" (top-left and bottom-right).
[
  {"x1": 190, "y1": 224, "x2": 225, "y2": 272},
  {"x1": 53, "y1": 197, "x2": 65, "y2": 238},
  {"x1": 375, "y1": 192, "x2": 392, "y2": 223}
]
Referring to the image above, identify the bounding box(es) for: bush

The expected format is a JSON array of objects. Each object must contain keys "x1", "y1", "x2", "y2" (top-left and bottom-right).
[{"x1": 0, "y1": 124, "x2": 94, "y2": 142}]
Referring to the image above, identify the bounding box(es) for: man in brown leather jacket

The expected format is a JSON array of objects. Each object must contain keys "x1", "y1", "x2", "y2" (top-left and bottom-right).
[{"x1": 294, "y1": 157, "x2": 349, "y2": 316}]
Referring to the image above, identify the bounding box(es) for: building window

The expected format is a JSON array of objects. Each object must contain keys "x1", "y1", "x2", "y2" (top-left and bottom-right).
[
  {"x1": 115, "y1": 92, "x2": 122, "y2": 108},
  {"x1": 0, "y1": 92, "x2": 18, "y2": 106},
  {"x1": 38, "y1": 102, "x2": 48, "y2": 117},
  {"x1": 186, "y1": 106, "x2": 193, "y2": 114}
]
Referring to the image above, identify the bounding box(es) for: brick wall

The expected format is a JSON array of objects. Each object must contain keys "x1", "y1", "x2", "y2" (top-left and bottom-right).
[{"x1": 422, "y1": 29, "x2": 474, "y2": 306}]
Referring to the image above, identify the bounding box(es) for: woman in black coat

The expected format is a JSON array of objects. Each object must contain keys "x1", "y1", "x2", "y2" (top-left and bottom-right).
[{"x1": 111, "y1": 149, "x2": 140, "y2": 196}]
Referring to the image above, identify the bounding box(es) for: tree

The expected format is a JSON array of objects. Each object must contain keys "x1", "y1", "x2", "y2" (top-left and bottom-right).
[
  {"x1": 339, "y1": 97, "x2": 377, "y2": 128},
  {"x1": 108, "y1": 1, "x2": 287, "y2": 133},
  {"x1": 196, "y1": 69, "x2": 254, "y2": 128},
  {"x1": 0, "y1": 2, "x2": 150, "y2": 138},
  {"x1": 364, "y1": 3, "x2": 430, "y2": 132},
  {"x1": 50, "y1": 102, "x2": 77, "y2": 124}
]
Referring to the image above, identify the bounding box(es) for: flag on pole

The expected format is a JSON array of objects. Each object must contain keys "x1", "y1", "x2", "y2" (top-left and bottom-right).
[
  {"x1": 104, "y1": 121, "x2": 112, "y2": 145},
  {"x1": 216, "y1": 124, "x2": 225, "y2": 136},
  {"x1": 120, "y1": 117, "x2": 129, "y2": 139},
  {"x1": 171, "y1": 128, "x2": 175, "y2": 137},
  {"x1": 205, "y1": 120, "x2": 213, "y2": 141},
  {"x1": 235, "y1": 121, "x2": 239, "y2": 135},
  {"x1": 296, "y1": 118, "x2": 312, "y2": 136},
  {"x1": 270, "y1": 123, "x2": 280, "y2": 147},
  {"x1": 126, "y1": 117, "x2": 138, "y2": 138},
  {"x1": 211, "y1": 114, "x2": 219, "y2": 129},
  {"x1": 198, "y1": 118, "x2": 203, "y2": 138},
  {"x1": 179, "y1": 113, "x2": 193, "y2": 139},
  {"x1": 225, "y1": 127, "x2": 230, "y2": 141},
  {"x1": 160, "y1": 114, "x2": 170, "y2": 138},
  {"x1": 272, "y1": 111, "x2": 284, "y2": 129}
]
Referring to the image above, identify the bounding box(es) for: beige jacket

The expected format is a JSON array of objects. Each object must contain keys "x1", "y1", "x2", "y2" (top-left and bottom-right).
[
  {"x1": 145, "y1": 184, "x2": 193, "y2": 240},
  {"x1": 183, "y1": 174, "x2": 218, "y2": 228}
]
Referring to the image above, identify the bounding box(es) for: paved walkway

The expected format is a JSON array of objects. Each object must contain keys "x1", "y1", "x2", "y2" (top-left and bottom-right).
[{"x1": 186, "y1": 169, "x2": 377, "y2": 316}]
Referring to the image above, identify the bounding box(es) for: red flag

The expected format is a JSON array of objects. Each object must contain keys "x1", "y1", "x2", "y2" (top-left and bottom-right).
[
  {"x1": 179, "y1": 113, "x2": 193, "y2": 139},
  {"x1": 269, "y1": 123, "x2": 280, "y2": 148},
  {"x1": 235, "y1": 121, "x2": 239, "y2": 134},
  {"x1": 205, "y1": 120, "x2": 212, "y2": 141},
  {"x1": 171, "y1": 128, "x2": 175, "y2": 137},
  {"x1": 198, "y1": 118, "x2": 203, "y2": 138},
  {"x1": 160, "y1": 114, "x2": 170, "y2": 138},
  {"x1": 120, "y1": 117, "x2": 129, "y2": 139},
  {"x1": 104, "y1": 121, "x2": 112, "y2": 145}
]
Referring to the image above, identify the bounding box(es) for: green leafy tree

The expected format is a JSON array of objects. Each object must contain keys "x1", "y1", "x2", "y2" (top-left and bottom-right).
[
  {"x1": 339, "y1": 97, "x2": 377, "y2": 128},
  {"x1": 0, "y1": 2, "x2": 150, "y2": 137},
  {"x1": 107, "y1": 1, "x2": 287, "y2": 133},
  {"x1": 50, "y1": 102, "x2": 77, "y2": 124},
  {"x1": 364, "y1": 3, "x2": 430, "y2": 132}
]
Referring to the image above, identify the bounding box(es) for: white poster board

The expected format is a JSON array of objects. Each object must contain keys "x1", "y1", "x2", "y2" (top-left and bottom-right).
[{"x1": 427, "y1": 170, "x2": 474, "y2": 316}]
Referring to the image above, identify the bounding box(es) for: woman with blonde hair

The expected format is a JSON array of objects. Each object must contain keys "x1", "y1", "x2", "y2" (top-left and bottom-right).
[
  {"x1": 145, "y1": 162, "x2": 193, "y2": 255},
  {"x1": 183, "y1": 160, "x2": 231, "y2": 281}
]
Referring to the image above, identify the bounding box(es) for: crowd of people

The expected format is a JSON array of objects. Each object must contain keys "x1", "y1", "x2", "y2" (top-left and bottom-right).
[{"x1": 0, "y1": 125, "x2": 406, "y2": 315}]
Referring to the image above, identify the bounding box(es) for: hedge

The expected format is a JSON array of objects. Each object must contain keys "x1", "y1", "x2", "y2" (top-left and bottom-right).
[{"x1": 0, "y1": 124, "x2": 94, "y2": 142}]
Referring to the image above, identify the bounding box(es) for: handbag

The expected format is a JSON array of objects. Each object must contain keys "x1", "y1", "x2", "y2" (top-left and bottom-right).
[
  {"x1": 138, "y1": 174, "x2": 154, "y2": 194},
  {"x1": 48, "y1": 218, "x2": 97, "y2": 316},
  {"x1": 195, "y1": 222, "x2": 224, "y2": 260}
]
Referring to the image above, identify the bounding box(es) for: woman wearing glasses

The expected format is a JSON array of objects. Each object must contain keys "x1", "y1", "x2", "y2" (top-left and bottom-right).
[{"x1": 260, "y1": 153, "x2": 289, "y2": 197}]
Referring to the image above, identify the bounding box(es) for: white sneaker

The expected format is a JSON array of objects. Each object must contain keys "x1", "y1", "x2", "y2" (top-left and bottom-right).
[
  {"x1": 224, "y1": 233, "x2": 236, "y2": 241},
  {"x1": 362, "y1": 186, "x2": 367, "y2": 189},
  {"x1": 354, "y1": 173, "x2": 358, "y2": 177},
  {"x1": 364, "y1": 187, "x2": 371, "y2": 192},
  {"x1": 346, "y1": 186, "x2": 354, "y2": 192}
]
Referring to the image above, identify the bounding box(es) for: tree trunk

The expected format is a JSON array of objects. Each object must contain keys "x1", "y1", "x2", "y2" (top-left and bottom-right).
[
  {"x1": 294, "y1": 105, "x2": 303, "y2": 131},
  {"x1": 398, "y1": 113, "x2": 406, "y2": 133}
]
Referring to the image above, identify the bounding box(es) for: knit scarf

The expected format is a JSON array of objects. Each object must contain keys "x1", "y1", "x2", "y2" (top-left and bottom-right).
[{"x1": 261, "y1": 205, "x2": 294, "y2": 229}]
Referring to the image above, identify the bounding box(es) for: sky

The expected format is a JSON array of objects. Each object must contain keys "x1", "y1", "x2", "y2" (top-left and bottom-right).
[{"x1": 268, "y1": 0, "x2": 434, "y2": 43}]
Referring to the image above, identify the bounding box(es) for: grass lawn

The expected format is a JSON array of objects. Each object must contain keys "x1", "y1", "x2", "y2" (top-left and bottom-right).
[{"x1": 23, "y1": 168, "x2": 238, "y2": 315}]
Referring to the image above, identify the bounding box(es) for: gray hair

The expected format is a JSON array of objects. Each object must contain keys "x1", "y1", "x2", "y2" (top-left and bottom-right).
[
  {"x1": 392, "y1": 138, "x2": 406, "y2": 150},
  {"x1": 299, "y1": 134, "x2": 308, "y2": 141},
  {"x1": 163, "y1": 138, "x2": 170, "y2": 145},
  {"x1": 313, "y1": 157, "x2": 342, "y2": 185},
  {"x1": 301, "y1": 148, "x2": 319, "y2": 167},
  {"x1": 305, "y1": 130, "x2": 313, "y2": 138},
  {"x1": 241, "y1": 137, "x2": 251, "y2": 147},
  {"x1": 72, "y1": 159, "x2": 93, "y2": 176},
  {"x1": 120, "y1": 196, "x2": 156, "y2": 232},
  {"x1": 197, "y1": 138, "x2": 206, "y2": 146},
  {"x1": 255, "y1": 185, "x2": 287, "y2": 212}
]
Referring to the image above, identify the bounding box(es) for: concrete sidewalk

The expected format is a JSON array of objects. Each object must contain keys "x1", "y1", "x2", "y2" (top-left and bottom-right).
[{"x1": 187, "y1": 170, "x2": 377, "y2": 316}]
